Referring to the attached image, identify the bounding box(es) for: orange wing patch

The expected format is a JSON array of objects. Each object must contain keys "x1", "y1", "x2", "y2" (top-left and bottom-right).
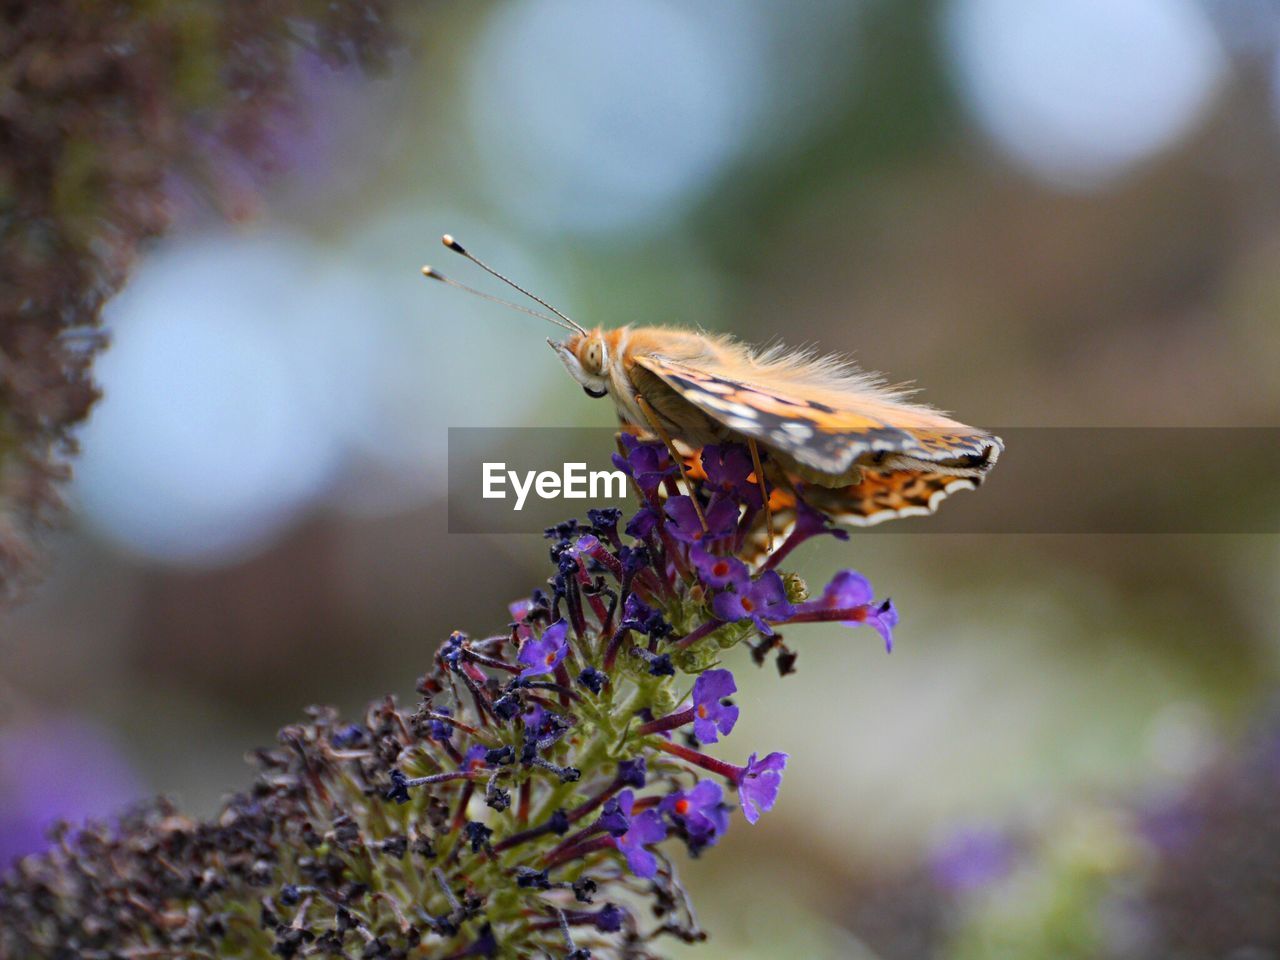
[{"x1": 798, "y1": 470, "x2": 981, "y2": 526}]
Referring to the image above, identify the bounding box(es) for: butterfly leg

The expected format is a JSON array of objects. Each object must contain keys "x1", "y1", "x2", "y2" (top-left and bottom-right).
[
  {"x1": 636, "y1": 394, "x2": 708, "y2": 531},
  {"x1": 746, "y1": 437, "x2": 774, "y2": 551}
]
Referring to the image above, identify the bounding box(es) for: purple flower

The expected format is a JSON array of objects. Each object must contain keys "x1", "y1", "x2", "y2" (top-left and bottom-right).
[
  {"x1": 624, "y1": 506, "x2": 659, "y2": 539},
  {"x1": 517, "y1": 619, "x2": 570, "y2": 678},
  {"x1": 428, "y1": 709, "x2": 455, "y2": 742},
  {"x1": 522, "y1": 703, "x2": 546, "y2": 735},
  {"x1": 816, "y1": 569, "x2": 872, "y2": 608},
  {"x1": 711, "y1": 571, "x2": 794, "y2": 636},
  {"x1": 617, "y1": 757, "x2": 647, "y2": 788},
  {"x1": 612, "y1": 790, "x2": 667, "y2": 879},
  {"x1": 587, "y1": 507, "x2": 622, "y2": 540},
  {"x1": 594, "y1": 903, "x2": 626, "y2": 932},
  {"x1": 611, "y1": 434, "x2": 674, "y2": 496},
  {"x1": 701, "y1": 445, "x2": 763, "y2": 508},
  {"x1": 660, "y1": 779, "x2": 730, "y2": 849},
  {"x1": 565, "y1": 534, "x2": 599, "y2": 559},
  {"x1": 664, "y1": 496, "x2": 739, "y2": 544},
  {"x1": 462, "y1": 744, "x2": 489, "y2": 771},
  {"x1": 508, "y1": 597, "x2": 534, "y2": 642},
  {"x1": 691, "y1": 669, "x2": 739, "y2": 744},
  {"x1": 805, "y1": 570, "x2": 899, "y2": 652},
  {"x1": 596, "y1": 795, "x2": 631, "y2": 837},
  {"x1": 736, "y1": 752, "x2": 788, "y2": 824},
  {"x1": 578, "y1": 666, "x2": 607, "y2": 694},
  {"x1": 689, "y1": 544, "x2": 750, "y2": 592},
  {"x1": 619, "y1": 594, "x2": 670, "y2": 638}
]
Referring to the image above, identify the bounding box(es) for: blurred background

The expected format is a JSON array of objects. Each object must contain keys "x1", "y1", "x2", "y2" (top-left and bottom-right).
[{"x1": 4, "y1": 0, "x2": 1280, "y2": 956}]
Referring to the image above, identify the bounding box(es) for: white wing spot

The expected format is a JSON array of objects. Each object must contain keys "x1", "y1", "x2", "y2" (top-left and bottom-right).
[
  {"x1": 781, "y1": 421, "x2": 813, "y2": 439},
  {"x1": 691, "y1": 379, "x2": 733, "y2": 395},
  {"x1": 696, "y1": 393, "x2": 759, "y2": 419}
]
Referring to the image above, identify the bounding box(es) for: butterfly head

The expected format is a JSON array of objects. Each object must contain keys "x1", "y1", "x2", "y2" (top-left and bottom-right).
[
  {"x1": 549, "y1": 330, "x2": 610, "y2": 399},
  {"x1": 423, "y1": 234, "x2": 617, "y2": 398}
]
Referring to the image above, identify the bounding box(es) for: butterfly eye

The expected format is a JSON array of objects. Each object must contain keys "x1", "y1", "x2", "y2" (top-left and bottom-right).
[{"x1": 584, "y1": 342, "x2": 603, "y2": 373}]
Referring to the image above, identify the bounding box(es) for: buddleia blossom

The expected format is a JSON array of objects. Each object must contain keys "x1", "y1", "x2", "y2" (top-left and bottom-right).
[{"x1": 0, "y1": 440, "x2": 897, "y2": 958}]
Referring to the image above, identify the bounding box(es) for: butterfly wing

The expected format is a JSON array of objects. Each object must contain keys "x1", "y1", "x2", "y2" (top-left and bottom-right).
[
  {"x1": 798, "y1": 470, "x2": 983, "y2": 526},
  {"x1": 632, "y1": 353, "x2": 1002, "y2": 481}
]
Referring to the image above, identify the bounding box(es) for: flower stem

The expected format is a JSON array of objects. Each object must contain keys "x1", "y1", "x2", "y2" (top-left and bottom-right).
[
  {"x1": 543, "y1": 834, "x2": 615, "y2": 871},
  {"x1": 673, "y1": 618, "x2": 725, "y2": 650},
  {"x1": 783, "y1": 605, "x2": 869, "y2": 624},
  {"x1": 635, "y1": 706, "x2": 696, "y2": 737},
  {"x1": 653, "y1": 740, "x2": 743, "y2": 781}
]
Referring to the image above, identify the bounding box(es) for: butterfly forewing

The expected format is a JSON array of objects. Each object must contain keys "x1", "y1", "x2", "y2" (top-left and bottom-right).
[{"x1": 633, "y1": 353, "x2": 1001, "y2": 481}]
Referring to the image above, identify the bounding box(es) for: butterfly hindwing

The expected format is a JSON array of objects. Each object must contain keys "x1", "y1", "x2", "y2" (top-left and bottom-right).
[{"x1": 798, "y1": 470, "x2": 981, "y2": 527}]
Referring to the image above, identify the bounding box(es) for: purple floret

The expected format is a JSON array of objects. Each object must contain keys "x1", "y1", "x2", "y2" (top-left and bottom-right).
[
  {"x1": 614, "y1": 791, "x2": 667, "y2": 879},
  {"x1": 611, "y1": 434, "x2": 674, "y2": 496},
  {"x1": 689, "y1": 544, "x2": 750, "y2": 592},
  {"x1": 804, "y1": 570, "x2": 899, "y2": 651},
  {"x1": 711, "y1": 571, "x2": 794, "y2": 636},
  {"x1": 664, "y1": 496, "x2": 739, "y2": 544},
  {"x1": 691, "y1": 669, "x2": 739, "y2": 744},
  {"x1": 700, "y1": 444, "x2": 763, "y2": 508},
  {"x1": 660, "y1": 779, "x2": 730, "y2": 849},
  {"x1": 596, "y1": 794, "x2": 631, "y2": 837},
  {"x1": 517, "y1": 618, "x2": 570, "y2": 678},
  {"x1": 736, "y1": 751, "x2": 788, "y2": 824}
]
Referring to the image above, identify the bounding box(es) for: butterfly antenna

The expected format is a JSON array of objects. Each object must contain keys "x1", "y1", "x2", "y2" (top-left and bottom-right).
[
  {"x1": 420, "y1": 266, "x2": 578, "y2": 332},
  {"x1": 439, "y1": 234, "x2": 588, "y2": 336}
]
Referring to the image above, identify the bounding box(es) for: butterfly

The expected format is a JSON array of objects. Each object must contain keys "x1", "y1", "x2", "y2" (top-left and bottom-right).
[{"x1": 424, "y1": 235, "x2": 1001, "y2": 534}]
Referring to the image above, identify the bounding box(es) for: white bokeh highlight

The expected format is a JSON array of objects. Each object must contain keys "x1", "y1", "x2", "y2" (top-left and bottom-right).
[
  {"x1": 77, "y1": 232, "x2": 359, "y2": 565},
  {"x1": 331, "y1": 212, "x2": 564, "y2": 515},
  {"x1": 466, "y1": 0, "x2": 762, "y2": 235},
  {"x1": 944, "y1": 0, "x2": 1227, "y2": 189},
  {"x1": 74, "y1": 221, "x2": 569, "y2": 562}
]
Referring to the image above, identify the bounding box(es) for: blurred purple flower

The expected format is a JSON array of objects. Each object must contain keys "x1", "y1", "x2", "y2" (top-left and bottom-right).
[
  {"x1": 1137, "y1": 796, "x2": 1203, "y2": 855},
  {"x1": 929, "y1": 826, "x2": 1016, "y2": 893},
  {"x1": 462, "y1": 744, "x2": 489, "y2": 771},
  {"x1": 0, "y1": 717, "x2": 142, "y2": 866},
  {"x1": 660, "y1": 779, "x2": 730, "y2": 850},
  {"x1": 593, "y1": 903, "x2": 626, "y2": 932}
]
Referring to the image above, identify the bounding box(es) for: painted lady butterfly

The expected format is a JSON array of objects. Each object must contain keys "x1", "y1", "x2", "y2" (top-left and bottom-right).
[{"x1": 425, "y1": 235, "x2": 1002, "y2": 536}]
